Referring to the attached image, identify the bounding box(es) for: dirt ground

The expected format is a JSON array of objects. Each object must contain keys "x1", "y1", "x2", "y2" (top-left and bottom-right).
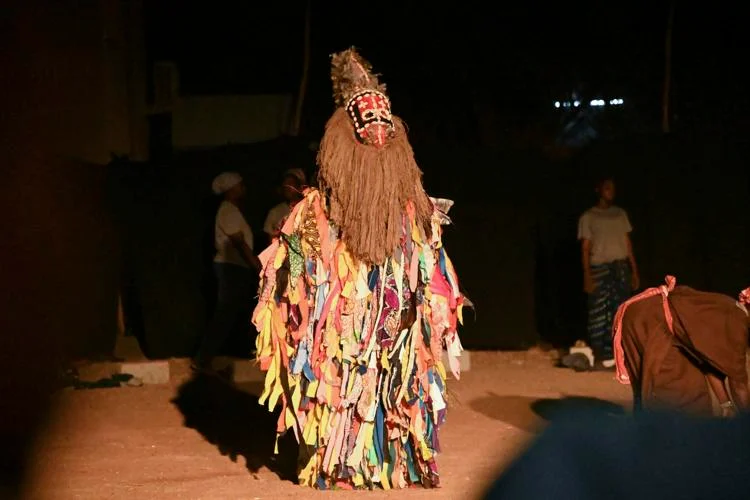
[{"x1": 24, "y1": 351, "x2": 632, "y2": 499}]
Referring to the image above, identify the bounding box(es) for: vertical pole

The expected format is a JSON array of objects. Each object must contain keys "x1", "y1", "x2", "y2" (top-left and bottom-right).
[
  {"x1": 291, "y1": 0, "x2": 311, "y2": 136},
  {"x1": 662, "y1": 2, "x2": 675, "y2": 134}
]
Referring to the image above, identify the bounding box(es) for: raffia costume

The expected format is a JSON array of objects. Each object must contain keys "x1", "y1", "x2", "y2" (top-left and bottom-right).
[{"x1": 252, "y1": 48, "x2": 465, "y2": 489}]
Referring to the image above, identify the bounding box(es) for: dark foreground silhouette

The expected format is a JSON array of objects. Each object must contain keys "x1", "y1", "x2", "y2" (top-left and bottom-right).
[
  {"x1": 171, "y1": 374, "x2": 299, "y2": 482},
  {"x1": 484, "y1": 408, "x2": 750, "y2": 499}
]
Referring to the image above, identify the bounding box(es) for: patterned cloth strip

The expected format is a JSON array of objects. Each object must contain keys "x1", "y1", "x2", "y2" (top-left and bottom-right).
[{"x1": 252, "y1": 188, "x2": 464, "y2": 490}]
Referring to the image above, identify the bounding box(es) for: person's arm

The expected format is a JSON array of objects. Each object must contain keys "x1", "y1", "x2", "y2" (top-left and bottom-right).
[
  {"x1": 625, "y1": 234, "x2": 640, "y2": 290},
  {"x1": 262, "y1": 209, "x2": 277, "y2": 245},
  {"x1": 623, "y1": 212, "x2": 640, "y2": 290},
  {"x1": 581, "y1": 239, "x2": 594, "y2": 293},
  {"x1": 222, "y1": 205, "x2": 262, "y2": 272},
  {"x1": 269, "y1": 223, "x2": 282, "y2": 244},
  {"x1": 578, "y1": 213, "x2": 595, "y2": 293},
  {"x1": 706, "y1": 372, "x2": 736, "y2": 417},
  {"x1": 727, "y1": 318, "x2": 750, "y2": 412},
  {"x1": 728, "y1": 378, "x2": 750, "y2": 413},
  {"x1": 228, "y1": 232, "x2": 262, "y2": 272}
]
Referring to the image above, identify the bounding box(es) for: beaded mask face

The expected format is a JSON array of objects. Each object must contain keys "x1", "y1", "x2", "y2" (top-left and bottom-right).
[{"x1": 345, "y1": 89, "x2": 394, "y2": 148}]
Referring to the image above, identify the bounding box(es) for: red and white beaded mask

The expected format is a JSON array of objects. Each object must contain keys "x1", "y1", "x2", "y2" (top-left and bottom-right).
[{"x1": 345, "y1": 90, "x2": 395, "y2": 148}]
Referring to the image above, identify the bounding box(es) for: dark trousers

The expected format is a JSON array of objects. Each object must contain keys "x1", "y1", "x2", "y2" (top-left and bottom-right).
[
  {"x1": 587, "y1": 259, "x2": 631, "y2": 361},
  {"x1": 195, "y1": 263, "x2": 255, "y2": 367}
]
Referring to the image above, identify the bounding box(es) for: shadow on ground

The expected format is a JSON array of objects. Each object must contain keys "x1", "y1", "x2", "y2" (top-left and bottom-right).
[
  {"x1": 531, "y1": 396, "x2": 626, "y2": 421},
  {"x1": 469, "y1": 394, "x2": 545, "y2": 432},
  {"x1": 470, "y1": 393, "x2": 627, "y2": 432},
  {"x1": 171, "y1": 374, "x2": 298, "y2": 482}
]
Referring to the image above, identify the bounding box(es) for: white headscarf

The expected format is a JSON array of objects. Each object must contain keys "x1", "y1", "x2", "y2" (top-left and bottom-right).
[{"x1": 212, "y1": 172, "x2": 243, "y2": 195}]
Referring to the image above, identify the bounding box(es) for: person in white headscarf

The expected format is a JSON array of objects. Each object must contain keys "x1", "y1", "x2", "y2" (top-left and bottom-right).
[
  {"x1": 193, "y1": 172, "x2": 261, "y2": 373},
  {"x1": 262, "y1": 168, "x2": 306, "y2": 244}
]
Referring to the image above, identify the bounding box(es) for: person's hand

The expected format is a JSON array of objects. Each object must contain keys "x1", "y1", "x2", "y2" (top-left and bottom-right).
[
  {"x1": 722, "y1": 407, "x2": 737, "y2": 418},
  {"x1": 721, "y1": 402, "x2": 738, "y2": 418},
  {"x1": 584, "y1": 273, "x2": 596, "y2": 294},
  {"x1": 228, "y1": 232, "x2": 244, "y2": 245},
  {"x1": 631, "y1": 272, "x2": 641, "y2": 291}
]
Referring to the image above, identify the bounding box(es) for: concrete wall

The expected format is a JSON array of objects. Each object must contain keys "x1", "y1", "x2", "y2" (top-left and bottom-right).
[{"x1": 172, "y1": 94, "x2": 293, "y2": 150}]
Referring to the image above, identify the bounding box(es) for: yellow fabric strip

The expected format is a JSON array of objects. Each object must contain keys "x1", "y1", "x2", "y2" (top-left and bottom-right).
[{"x1": 346, "y1": 421, "x2": 371, "y2": 467}]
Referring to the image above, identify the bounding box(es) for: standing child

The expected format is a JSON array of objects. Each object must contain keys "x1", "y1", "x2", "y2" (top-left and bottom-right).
[{"x1": 578, "y1": 177, "x2": 640, "y2": 368}]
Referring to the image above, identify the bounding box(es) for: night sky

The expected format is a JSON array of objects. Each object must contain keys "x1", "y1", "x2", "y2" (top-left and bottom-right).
[{"x1": 145, "y1": 1, "x2": 744, "y2": 136}]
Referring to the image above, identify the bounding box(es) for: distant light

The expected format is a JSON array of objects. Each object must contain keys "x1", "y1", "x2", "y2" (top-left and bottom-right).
[
  {"x1": 553, "y1": 97, "x2": 623, "y2": 108},
  {"x1": 553, "y1": 98, "x2": 623, "y2": 108}
]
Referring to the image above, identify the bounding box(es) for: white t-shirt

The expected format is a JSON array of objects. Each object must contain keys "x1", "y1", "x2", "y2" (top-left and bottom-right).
[
  {"x1": 214, "y1": 201, "x2": 253, "y2": 268},
  {"x1": 577, "y1": 205, "x2": 632, "y2": 265},
  {"x1": 263, "y1": 202, "x2": 291, "y2": 236}
]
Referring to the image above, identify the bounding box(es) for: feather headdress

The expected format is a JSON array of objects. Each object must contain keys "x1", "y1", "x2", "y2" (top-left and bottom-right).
[{"x1": 330, "y1": 47, "x2": 387, "y2": 108}]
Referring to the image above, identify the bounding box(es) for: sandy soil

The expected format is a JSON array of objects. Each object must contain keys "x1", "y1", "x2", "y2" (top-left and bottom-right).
[{"x1": 24, "y1": 351, "x2": 632, "y2": 499}]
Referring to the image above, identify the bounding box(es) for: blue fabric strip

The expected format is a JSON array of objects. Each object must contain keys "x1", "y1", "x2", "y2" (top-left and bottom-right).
[
  {"x1": 374, "y1": 404, "x2": 384, "y2": 465},
  {"x1": 368, "y1": 267, "x2": 379, "y2": 292},
  {"x1": 405, "y1": 440, "x2": 419, "y2": 483},
  {"x1": 302, "y1": 360, "x2": 316, "y2": 382}
]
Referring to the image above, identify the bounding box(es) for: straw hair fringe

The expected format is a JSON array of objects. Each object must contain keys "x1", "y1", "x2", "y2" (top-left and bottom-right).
[{"x1": 317, "y1": 108, "x2": 433, "y2": 265}]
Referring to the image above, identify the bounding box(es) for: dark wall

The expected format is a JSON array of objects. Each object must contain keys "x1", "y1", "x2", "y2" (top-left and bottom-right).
[
  {"x1": 113, "y1": 133, "x2": 750, "y2": 356},
  {"x1": 416, "y1": 147, "x2": 539, "y2": 350},
  {"x1": 533, "y1": 135, "x2": 750, "y2": 347},
  {"x1": 112, "y1": 139, "x2": 316, "y2": 358},
  {"x1": 1, "y1": 4, "x2": 121, "y2": 494},
  {"x1": 418, "y1": 134, "x2": 748, "y2": 349}
]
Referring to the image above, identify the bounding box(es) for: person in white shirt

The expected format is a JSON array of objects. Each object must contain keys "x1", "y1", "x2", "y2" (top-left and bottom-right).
[
  {"x1": 262, "y1": 168, "x2": 306, "y2": 244},
  {"x1": 578, "y1": 177, "x2": 640, "y2": 369},
  {"x1": 193, "y1": 172, "x2": 261, "y2": 373}
]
